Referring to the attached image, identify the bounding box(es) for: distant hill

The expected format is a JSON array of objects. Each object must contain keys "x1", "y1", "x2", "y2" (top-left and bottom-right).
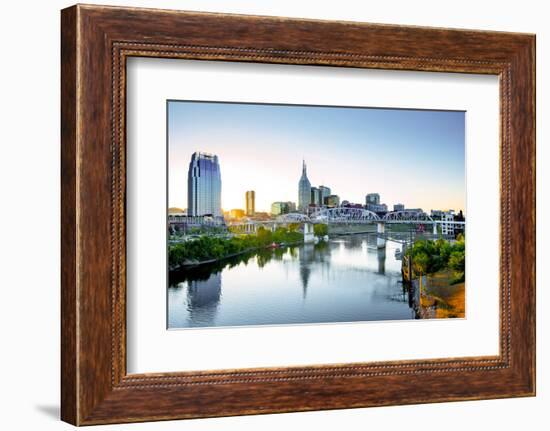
[{"x1": 168, "y1": 207, "x2": 185, "y2": 214}]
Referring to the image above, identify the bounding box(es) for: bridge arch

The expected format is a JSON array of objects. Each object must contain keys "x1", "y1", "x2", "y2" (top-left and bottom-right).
[
  {"x1": 382, "y1": 210, "x2": 434, "y2": 222},
  {"x1": 310, "y1": 207, "x2": 380, "y2": 223},
  {"x1": 275, "y1": 213, "x2": 311, "y2": 223}
]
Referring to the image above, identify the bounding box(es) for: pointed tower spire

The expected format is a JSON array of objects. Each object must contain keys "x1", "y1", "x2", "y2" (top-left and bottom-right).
[{"x1": 298, "y1": 159, "x2": 311, "y2": 213}]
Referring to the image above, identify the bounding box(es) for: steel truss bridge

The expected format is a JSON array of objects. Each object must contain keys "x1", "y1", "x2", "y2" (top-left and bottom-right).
[
  {"x1": 225, "y1": 209, "x2": 464, "y2": 235},
  {"x1": 277, "y1": 208, "x2": 463, "y2": 226}
]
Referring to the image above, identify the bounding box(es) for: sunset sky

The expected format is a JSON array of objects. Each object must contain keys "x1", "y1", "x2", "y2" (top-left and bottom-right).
[{"x1": 168, "y1": 100, "x2": 465, "y2": 214}]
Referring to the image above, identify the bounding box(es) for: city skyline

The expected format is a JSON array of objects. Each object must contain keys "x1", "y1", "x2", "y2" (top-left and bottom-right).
[{"x1": 168, "y1": 101, "x2": 466, "y2": 213}]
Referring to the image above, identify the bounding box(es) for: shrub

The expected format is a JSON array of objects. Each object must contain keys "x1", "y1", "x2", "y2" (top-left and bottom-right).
[{"x1": 314, "y1": 223, "x2": 328, "y2": 237}]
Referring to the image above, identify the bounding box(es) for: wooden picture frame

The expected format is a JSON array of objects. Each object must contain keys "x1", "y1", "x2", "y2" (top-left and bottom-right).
[{"x1": 61, "y1": 4, "x2": 535, "y2": 425}]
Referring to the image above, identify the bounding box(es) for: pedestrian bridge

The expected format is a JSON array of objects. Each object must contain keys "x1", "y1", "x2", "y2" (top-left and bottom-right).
[
  {"x1": 224, "y1": 208, "x2": 464, "y2": 235},
  {"x1": 309, "y1": 207, "x2": 380, "y2": 223},
  {"x1": 278, "y1": 208, "x2": 448, "y2": 225}
]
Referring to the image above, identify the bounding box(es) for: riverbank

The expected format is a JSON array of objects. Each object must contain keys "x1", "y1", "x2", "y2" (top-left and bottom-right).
[
  {"x1": 422, "y1": 269, "x2": 465, "y2": 318},
  {"x1": 168, "y1": 226, "x2": 304, "y2": 270},
  {"x1": 170, "y1": 240, "x2": 304, "y2": 270}
]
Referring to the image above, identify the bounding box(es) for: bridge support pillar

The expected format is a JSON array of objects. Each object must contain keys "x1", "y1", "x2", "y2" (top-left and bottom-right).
[
  {"x1": 377, "y1": 222, "x2": 386, "y2": 249},
  {"x1": 304, "y1": 222, "x2": 315, "y2": 243}
]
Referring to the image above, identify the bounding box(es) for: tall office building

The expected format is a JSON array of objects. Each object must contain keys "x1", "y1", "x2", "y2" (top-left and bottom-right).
[
  {"x1": 245, "y1": 190, "x2": 255, "y2": 216},
  {"x1": 187, "y1": 152, "x2": 222, "y2": 217},
  {"x1": 366, "y1": 193, "x2": 380, "y2": 205},
  {"x1": 319, "y1": 185, "x2": 331, "y2": 205},
  {"x1": 310, "y1": 187, "x2": 321, "y2": 206},
  {"x1": 298, "y1": 160, "x2": 311, "y2": 212}
]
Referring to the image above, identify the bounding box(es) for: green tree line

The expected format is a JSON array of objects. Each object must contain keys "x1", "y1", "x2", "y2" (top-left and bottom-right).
[
  {"x1": 169, "y1": 226, "x2": 303, "y2": 268},
  {"x1": 406, "y1": 234, "x2": 465, "y2": 283}
]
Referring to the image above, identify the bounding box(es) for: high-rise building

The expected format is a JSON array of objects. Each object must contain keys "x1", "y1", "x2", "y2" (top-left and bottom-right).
[
  {"x1": 394, "y1": 203, "x2": 405, "y2": 211},
  {"x1": 187, "y1": 152, "x2": 222, "y2": 217},
  {"x1": 245, "y1": 190, "x2": 255, "y2": 216},
  {"x1": 298, "y1": 160, "x2": 311, "y2": 212},
  {"x1": 310, "y1": 187, "x2": 322, "y2": 206},
  {"x1": 366, "y1": 193, "x2": 380, "y2": 205},
  {"x1": 319, "y1": 185, "x2": 331, "y2": 205}
]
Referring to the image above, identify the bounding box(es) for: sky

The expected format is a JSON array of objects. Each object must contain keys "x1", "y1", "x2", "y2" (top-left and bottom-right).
[{"x1": 168, "y1": 100, "x2": 465, "y2": 214}]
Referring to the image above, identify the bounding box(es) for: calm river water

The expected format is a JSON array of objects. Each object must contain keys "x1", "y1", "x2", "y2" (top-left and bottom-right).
[{"x1": 168, "y1": 233, "x2": 416, "y2": 329}]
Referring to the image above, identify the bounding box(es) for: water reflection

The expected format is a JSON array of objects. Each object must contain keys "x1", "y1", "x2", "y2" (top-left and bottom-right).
[
  {"x1": 186, "y1": 272, "x2": 221, "y2": 327},
  {"x1": 168, "y1": 233, "x2": 415, "y2": 329}
]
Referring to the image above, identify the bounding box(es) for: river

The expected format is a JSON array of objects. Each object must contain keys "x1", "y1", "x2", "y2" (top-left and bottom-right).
[{"x1": 168, "y1": 233, "x2": 417, "y2": 329}]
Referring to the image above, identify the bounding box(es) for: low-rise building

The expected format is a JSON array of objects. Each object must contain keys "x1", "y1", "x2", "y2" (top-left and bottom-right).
[
  {"x1": 324, "y1": 194, "x2": 340, "y2": 208},
  {"x1": 271, "y1": 201, "x2": 296, "y2": 216},
  {"x1": 441, "y1": 210, "x2": 455, "y2": 236},
  {"x1": 229, "y1": 208, "x2": 246, "y2": 219},
  {"x1": 431, "y1": 209, "x2": 444, "y2": 219},
  {"x1": 366, "y1": 202, "x2": 388, "y2": 214}
]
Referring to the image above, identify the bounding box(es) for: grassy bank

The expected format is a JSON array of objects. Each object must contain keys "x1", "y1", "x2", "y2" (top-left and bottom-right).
[
  {"x1": 405, "y1": 235, "x2": 466, "y2": 318},
  {"x1": 422, "y1": 269, "x2": 465, "y2": 318},
  {"x1": 169, "y1": 226, "x2": 303, "y2": 269}
]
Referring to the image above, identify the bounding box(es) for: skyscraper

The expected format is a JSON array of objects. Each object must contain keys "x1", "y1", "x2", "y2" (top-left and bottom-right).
[
  {"x1": 187, "y1": 152, "x2": 222, "y2": 217},
  {"x1": 245, "y1": 190, "x2": 255, "y2": 216},
  {"x1": 310, "y1": 187, "x2": 321, "y2": 206},
  {"x1": 319, "y1": 185, "x2": 331, "y2": 205},
  {"x1": 298, "y1": 160, "x2": 311, "y2": 212},
  {"x1": 366, "y1": 193, "x2": 380, "y2": 205}
]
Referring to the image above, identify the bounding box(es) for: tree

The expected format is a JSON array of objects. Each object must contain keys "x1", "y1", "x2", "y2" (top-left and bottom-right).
[
  {"x1": 314, "y1": 223, "x2": 328, "y2": 237},
  {"x1": 256, "y1": 226, "x2": 272, "y2": 244},
  {"x1": 412, "y1": 251, "x2": 430, "y2": 294},
  {"x1": 448, "y1": 250, "x2": 465, "y2": 283},
  {"x1": 287, "y1": 223, "x2": 300, "y2": 232}
]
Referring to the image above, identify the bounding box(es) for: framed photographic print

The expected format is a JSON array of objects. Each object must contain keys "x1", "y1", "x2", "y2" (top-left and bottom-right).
[{"x1": 61, "y1": 4, "x2": 535, "y2": 425}]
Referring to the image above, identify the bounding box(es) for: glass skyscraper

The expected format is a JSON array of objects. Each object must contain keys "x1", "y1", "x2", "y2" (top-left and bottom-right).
[
  {"x1": 187, "y1": 152, "x2": 222, "y2": 217},
  {"x1": 319, "y1": 185, "x2": 331, "y2": 206},
  {"x1": 298, "y1": 160, "x2": 311, "y2": 213},
  {"x1": 310, "y1": 186, "x2": 321, "y2": 206},
  {"x1": 366, "y1": 193, "x2": 380, "y2": 205}
]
